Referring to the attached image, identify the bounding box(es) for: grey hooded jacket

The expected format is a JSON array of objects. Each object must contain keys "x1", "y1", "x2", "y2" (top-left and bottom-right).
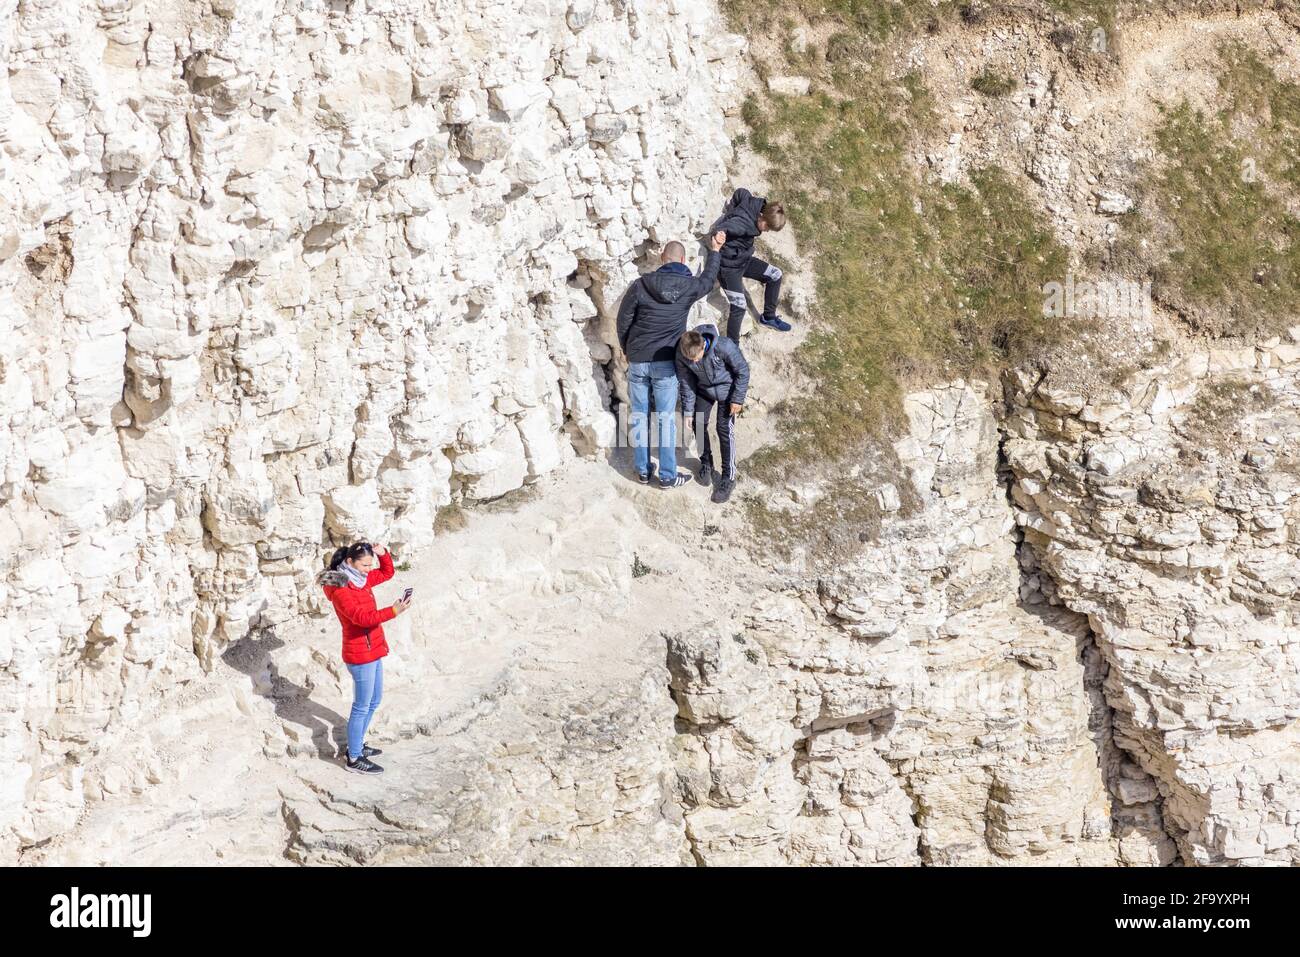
[{"x1": 675, "y1": 323, "x2": 750, "y2": 415}]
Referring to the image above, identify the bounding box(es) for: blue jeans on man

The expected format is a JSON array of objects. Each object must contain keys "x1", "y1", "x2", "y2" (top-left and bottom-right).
[
  {"x1": 345, "y1": 658, "x2": 383, "y2": 761},
  {"x1": 627, "y1": 360, "x2": 679, "y2": 483}
]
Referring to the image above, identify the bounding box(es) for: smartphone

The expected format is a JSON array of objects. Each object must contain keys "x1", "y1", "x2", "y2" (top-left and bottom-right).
[{"x1": 402, "y1": 587, "x2": 413, "y2": 602}]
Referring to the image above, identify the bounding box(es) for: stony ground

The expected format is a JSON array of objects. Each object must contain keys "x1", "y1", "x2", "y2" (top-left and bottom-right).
[{"x1": 23, "y1": 246, "x2": 811, "y2": 866}]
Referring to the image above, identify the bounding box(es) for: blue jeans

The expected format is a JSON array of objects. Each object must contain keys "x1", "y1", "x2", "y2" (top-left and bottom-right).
[
  {"x1": 345, "y1": 658, "x2": 383, "y2": 760},
  {"x1": 628, "y1": 360, "x2": 678, "y2": 480}
]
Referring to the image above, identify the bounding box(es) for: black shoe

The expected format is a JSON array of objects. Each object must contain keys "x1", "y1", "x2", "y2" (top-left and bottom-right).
[
  {"x1": 339, "y1": 742, "x2": 381, "y2": 759},
  {"x1": 697, "y1": 463, "x2": 714, "y2": 487},
  {"x1": 711, "y1": 477, "x2": 736, "y2": 504},
  {"x1": 345, "y1": 755, "x2": 384, "y2": 774},
  {"x1": 637, "y1": 464, "x2": 656, "y2": 485},
  {"x1": 660, "y1": 472, "x2": 690, "y2": 489}
]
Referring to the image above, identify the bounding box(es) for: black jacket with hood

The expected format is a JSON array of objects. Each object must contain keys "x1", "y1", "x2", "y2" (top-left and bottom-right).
[
  {"x1": 714, "y1": 188, "x2": 766, "y2": 272},
  {"x1": 616, "y1": 252, "x2": 721, "y2": 363},
  {"x1": 675, "y1": 323, "x2": 751, "y2": 415}
]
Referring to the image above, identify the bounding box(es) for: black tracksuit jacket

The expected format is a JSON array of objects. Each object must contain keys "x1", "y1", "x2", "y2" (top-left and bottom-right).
[{"x1": 674, "y1": 323, "x2": 751, "y2": 414}]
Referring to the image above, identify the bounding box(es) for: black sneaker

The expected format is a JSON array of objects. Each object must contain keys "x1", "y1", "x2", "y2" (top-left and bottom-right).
[
  {"x1": 339, "y1": 742, "x2": 381, "y2": 759},
  {"x1": 659, "y1": 472, "x2": 690, "y2": 489},
  {"x1": 637, "y1": 464, "x2": 656, "y2": 485},
  {"x1": 711, "y1": 476, "x2": 737, "y2": 504},
  {"x1": 345, "y1": 755, "x2": 384, "y2": 774},
  {"x1": 697, "y1": 463, "x2": 714, "y2": 487}
]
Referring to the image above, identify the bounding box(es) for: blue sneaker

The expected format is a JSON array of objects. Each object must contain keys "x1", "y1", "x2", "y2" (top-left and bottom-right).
[
  {"x1": 659, "y1": 472, "x2": 690, "y2": 489},
  {"x1": 759, "y1": 314, "x2": 792, "y2": 332}
]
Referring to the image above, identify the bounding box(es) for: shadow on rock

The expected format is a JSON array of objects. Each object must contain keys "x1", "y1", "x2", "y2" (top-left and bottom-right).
[
  {"x1": 602, "y1": 442, "x2": 706, "y2": 487},
  {"x1": 221, "y1": 629, "x2": 346, "y2": 763}
]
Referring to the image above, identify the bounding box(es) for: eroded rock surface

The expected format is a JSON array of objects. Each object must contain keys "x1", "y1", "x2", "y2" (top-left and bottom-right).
[
  {"x1": 0, "y1": 0, "x2": 745, "y2": 856},
  {"x1": 1003, "y1": 338, "x2": 1300, "y2": 864},
  {"x1": 667, "y1": 382, "x2": 1173, "y2": 866}
]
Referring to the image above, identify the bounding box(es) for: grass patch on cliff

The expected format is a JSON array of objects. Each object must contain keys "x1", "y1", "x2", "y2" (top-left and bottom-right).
[
  {"x1": 1181, "y1": 376, "x2": 1275, "y2": 437},
  {"x1": 1216, "y1": 41, "x2": 1300, "y2": 195},
  {"x1": 739, "y1": 63, "x2": 1070, "y2": 474},
  {"x1": 1120, "y1": 45, "x2": 1300, "y2": 338},
  {"x1": 723, "y1": 0, "x2": 1115, "y2": 41},
  {"x1": 971, "y1": 68, "x2": 1018, "y2": 97}
]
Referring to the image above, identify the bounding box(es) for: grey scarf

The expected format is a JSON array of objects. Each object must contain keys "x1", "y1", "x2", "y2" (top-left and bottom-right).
[{"x1": 340, "y1": 563, "x2": 368, "y2": 588}]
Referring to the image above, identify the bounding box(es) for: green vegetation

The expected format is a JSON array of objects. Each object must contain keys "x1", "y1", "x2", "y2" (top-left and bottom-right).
[
  {"x1": 971, "y1": 68, "x2": 1018, "y2": 97},
  {"x1": 744, "y1": 479, "x2": 892, "y2": 563},
  {"x1": 722, "y1": 2, "x2": 1297, "y2": 559},
  {"x1": 1181, "y1": 376, "x2": 1274, "y2": 440},
  {"x1": 1216, "y1": 41, "x2": 1300, "y2": 194},
  {"x1": 741, "y1": 62, "x2": 1071, "y2": 471},
  {"x1": 722, "y1": 0, "x2": 1115, "y2": 42},
  {"x1": 1044, "y1": 0, "x2": 1115, "y2": 25},
  {"x1": 1121, "y1": 45, "x2": 1300, "y2": 338},
  {"x1": 724, "y1": 0, "x2": 960, "y2": 42}
]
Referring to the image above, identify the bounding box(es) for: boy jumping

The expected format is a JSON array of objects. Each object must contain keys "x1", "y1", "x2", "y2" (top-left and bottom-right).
[
  {"x1": 676, "y1": 325, "x2": 750, "y2": 505},
  {"x1": 715, "y1": 187, "x2": 790, "y2": 341}
]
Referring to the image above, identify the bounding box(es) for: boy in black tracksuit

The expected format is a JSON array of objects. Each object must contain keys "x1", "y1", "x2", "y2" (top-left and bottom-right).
[
  {"x1": 676, "y1": 324, "x2": 750, "y2": 504},
  {"x1": 714, "y1": 187, "x2": 790, "y2": 341}
]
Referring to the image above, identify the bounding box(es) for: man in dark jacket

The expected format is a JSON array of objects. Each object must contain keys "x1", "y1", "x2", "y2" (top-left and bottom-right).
[
  {"x1": 676, "y1": 324, "x2": 750, "y2": 504},
  {"x1": 617, "y1": 232, "x2": 725, "y2": 487},
  {"x1": 715, "y1": 186, "x2": 791, "y2": 341}
]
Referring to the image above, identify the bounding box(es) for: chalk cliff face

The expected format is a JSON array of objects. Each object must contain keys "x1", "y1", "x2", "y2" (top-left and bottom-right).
[
  {"x1": 667, "y1": 352, "x2": 1300, "y2": 867},
  {"x1": 668, "y1": 382, "x2": 1174, "y2": 866},
  {"x1": 1003, "y1": 345, "x2": 1300, "y2": 864},
  {"x1": 5, "y1": 0, "x2": 1300, "y2": 868},
  {"x1": 0, "y1": 0, "x2": 744, "y2": 853}
]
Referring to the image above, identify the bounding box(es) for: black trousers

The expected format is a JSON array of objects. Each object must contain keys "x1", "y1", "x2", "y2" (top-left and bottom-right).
[
  {"x1": 719, "y1": 256, "x2": 782, "y2": 341},
  {"x1": 693, "y1": 394, "x2": 737, "y2": 481}
]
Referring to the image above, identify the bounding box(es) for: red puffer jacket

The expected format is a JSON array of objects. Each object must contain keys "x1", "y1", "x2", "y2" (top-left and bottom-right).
[{"x1": 318, "y1": 552, "x2": 396, "y2": 664}]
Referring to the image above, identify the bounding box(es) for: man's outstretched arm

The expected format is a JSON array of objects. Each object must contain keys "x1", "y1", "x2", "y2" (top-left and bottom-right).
[{"x1": 689, "y1": 231, "x2": 725, "y2": 301}]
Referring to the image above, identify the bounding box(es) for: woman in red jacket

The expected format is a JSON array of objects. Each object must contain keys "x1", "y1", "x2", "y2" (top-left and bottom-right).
[{"x1": 316, "y1": 541, "x2": 411, "y2": 774}]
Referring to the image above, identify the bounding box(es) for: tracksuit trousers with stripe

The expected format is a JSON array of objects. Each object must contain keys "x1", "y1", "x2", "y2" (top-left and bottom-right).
[
  {"x1": 719, "y1": 256, "x2": 782, "y2": 341},
  {"x1": 693, "y1": 396, "x2": 737, "y2": 481}
]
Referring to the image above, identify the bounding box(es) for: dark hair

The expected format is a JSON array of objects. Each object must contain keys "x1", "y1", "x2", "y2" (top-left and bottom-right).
[{"x1": 328, "y1": 541, "x2": 374, "y2": 570}]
